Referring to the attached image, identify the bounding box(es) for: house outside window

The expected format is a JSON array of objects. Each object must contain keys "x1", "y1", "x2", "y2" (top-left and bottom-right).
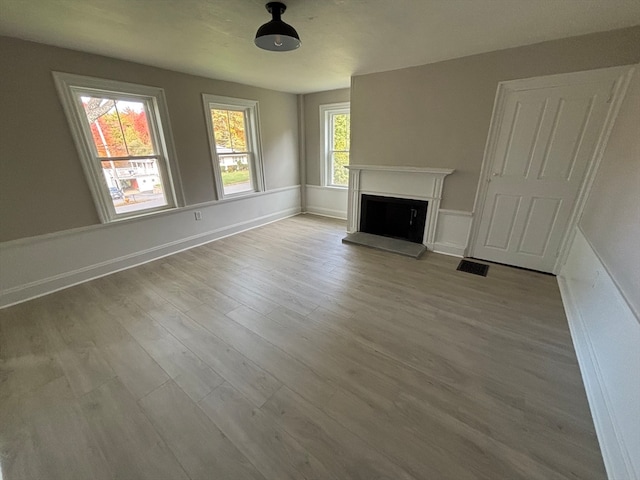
[
  {"x1": 53, "y1": 72, "x2": 181, "y2": 222},
  {"x1": 320, "y1": 102, "x2": 350, "y2": 187},
  {"x1": 202, "y1": 94, "x2": 265, "y2": 198}
]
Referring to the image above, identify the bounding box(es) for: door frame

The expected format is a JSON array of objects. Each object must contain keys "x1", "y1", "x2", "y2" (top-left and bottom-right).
[{"x1": 468, "y1": 65, "x2": 636, "y2": 274}]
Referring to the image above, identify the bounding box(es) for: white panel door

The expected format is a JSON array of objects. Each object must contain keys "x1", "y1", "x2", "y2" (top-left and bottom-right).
[{"x1": 473, "y1": 75, "x2": 617, "y2": 272}]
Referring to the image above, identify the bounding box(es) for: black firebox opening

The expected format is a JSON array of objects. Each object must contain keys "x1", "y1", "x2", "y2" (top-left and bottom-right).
[{"x1": 360, "y1": 194, "x2": 428, "y2": 244}]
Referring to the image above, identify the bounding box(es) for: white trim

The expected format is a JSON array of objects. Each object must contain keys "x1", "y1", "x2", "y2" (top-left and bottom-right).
[
  {"x1": 0, "y1": 185, "x2": 301, "y2": 248},
  {"x1": 346, "y1": 165, "x2": 454, "y2": 175},
  {"x1": 558, "y1": 279, "x2": 629, "y2": 480},
  {"x1": 52, "y1": 71, "x2": 184, "y2": 222},
  {"x1": 345, "y1": 166, "x2": 454, "y2": 250},
  {"x1": 358, "y1": 190, "x2": 435, "y2": 201},
  {"x1": 202, "y1": 93, "x2": 266, "y2": 199},
  {"x1": 438, "y1": 209, "x2": 473, "y2": 216},
  {"x1": 556, "y1": 66, "x2": 636, "y2": 273},
  {"x1": 298, "y1": 95, "x2": 307, "y2": 211},
  {"x1": 0, "y1": 209, "x2": 299, "y2": 309},
  {"x1": 502, "y1": 66, "x2": 636, "y2": 90},
  {"x1": 0, "y1": 186, "x2": 301, "y2": 308},
  {"x1": 559, "y1": 227, "x2": 640, "y2": 480},
  {"x1": 468, "y1": 65, "x2": 635, "y2": 273},
  {"x1": 320, "y1": 102, "x2": 350, "y2": 187},
  {"x1": 347, "y1": 167, "x2": 362, "y2": 233},
  {"x1": 433, "y1": 209, "x2": 473, "y2": 257},
  {"x1": 304, "y1": 185, "x2": 348, "y2": 220},
  {"x1": 305, "y1": 185, "x2": 348, "y2": 191},
  {"x1": 432, "y1": 243, "x2": 466, "y2": 258},
  {"x1": 303, "y1": 209, "x2": 346, "y2": 220}
]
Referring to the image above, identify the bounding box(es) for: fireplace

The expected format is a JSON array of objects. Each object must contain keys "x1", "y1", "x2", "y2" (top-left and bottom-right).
[
  {"x1": 360, "y1": 195, "x2": 428, "y2": 244},
  {"x1": 345, "y1": 165, "x2": 454, "y2": 251}
]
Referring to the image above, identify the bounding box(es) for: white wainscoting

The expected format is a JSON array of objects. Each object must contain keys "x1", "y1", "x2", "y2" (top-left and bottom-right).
[
  {"x1": 558, "y1": 227, "x2": 640, "y2": 480},
  {"x1": 433, "y1": 209, "x2": 473, "y2": 257},
  {"x1": 0, "y1": 186, "x2": 301, "y2": 308},
  {"x1": 305, "y1": 185, "x2": 348, "y2": 219}
]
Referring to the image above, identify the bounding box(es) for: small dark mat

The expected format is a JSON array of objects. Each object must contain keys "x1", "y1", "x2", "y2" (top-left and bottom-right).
[{"x1": 457, "y1": 259, "x2": 489, "y2": 277}]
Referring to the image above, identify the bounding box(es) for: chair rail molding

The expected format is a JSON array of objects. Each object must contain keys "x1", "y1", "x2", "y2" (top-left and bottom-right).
[
  {"x1": 304, "y1": 185, "x2": 348, "y2": 219},
  {"x1": 0, "y1": 185, "x2": 301, "y2": 308}
]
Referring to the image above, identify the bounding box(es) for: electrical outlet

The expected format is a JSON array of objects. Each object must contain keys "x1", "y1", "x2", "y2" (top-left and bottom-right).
[{"x1": 194, "y1": 211, "x2": 202, "y2": 221}]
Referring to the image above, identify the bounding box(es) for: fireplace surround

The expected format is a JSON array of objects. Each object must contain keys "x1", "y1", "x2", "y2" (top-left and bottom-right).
[{"x1": 345, "y1": 165, "x2": 454, "y2": 250}]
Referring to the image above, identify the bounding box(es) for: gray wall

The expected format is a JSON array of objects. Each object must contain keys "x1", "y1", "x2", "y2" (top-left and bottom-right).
[
  {"x1": 303, "y1": 88, "x2": 351, "y2": 186},
  {"x1": 0, "y1": 36, "x2": 299, "y2": 242},
  {"x1": 350, "y1": 26, "x2": 640, "y2": 211},
  {"x1": 580, "y1": 67, "x2": 640, "y2": 317}
]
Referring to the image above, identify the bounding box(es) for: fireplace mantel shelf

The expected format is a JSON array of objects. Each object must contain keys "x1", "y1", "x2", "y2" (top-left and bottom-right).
[{"x1": 346, "y1": 165, "x2": 454, "y2": 175}]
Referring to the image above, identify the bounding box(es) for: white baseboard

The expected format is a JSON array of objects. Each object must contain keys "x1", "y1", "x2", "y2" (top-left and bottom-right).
[
  {"x1": 558, "y1": 228, "x2": 639, "y2": 480},
  {"x1": 433, "y1": 209, "x2": 472, "y2": 257},
  {"x1": 304, "y1": 207, "x2": 347, "y2": 220},
  {"x1": 305, "y1": 185, "x2": 347, "y2": 219},
  {"x1": 432, "y1": 242, "x2": 466, "y2": 257},
  {"x1": 0, "y1": 186, "x2": 301, "y2": 308}
]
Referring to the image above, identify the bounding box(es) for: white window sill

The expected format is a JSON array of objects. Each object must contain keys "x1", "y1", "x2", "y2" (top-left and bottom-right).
[{"x1": 216, "y1": 189, "x2": 264, "y2": 203}]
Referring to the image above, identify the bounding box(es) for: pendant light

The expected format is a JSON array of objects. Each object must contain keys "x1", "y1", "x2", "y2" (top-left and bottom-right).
[{"x1": 255, "y1": 2, "x2": 301, "y2": 51}]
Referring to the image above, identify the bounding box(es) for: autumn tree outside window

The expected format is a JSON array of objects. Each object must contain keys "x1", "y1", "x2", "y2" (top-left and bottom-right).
[
  {"x1": 202, "y1": 94, "x2": 265, "y2": 199},
  {"x1": 320, "y1": 102, "x2": 350, "y2": 187},
  {"x1": 53, "y1": 72, "x2": 181, "y2": 222}
]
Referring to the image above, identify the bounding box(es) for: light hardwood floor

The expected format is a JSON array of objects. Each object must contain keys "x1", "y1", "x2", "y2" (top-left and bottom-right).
[{"x1": 0, "y1": 214, "x2": 606, "y2": 480}]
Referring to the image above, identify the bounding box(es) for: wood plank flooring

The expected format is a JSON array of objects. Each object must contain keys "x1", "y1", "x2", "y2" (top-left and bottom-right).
[{"x1": 0, "y1": 214, "x2": 606, "y2": 479}]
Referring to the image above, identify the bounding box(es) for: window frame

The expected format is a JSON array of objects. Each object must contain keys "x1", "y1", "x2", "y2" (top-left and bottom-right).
[
  {"x1": 53, "y1": 72, "x2": 183, "y2": 223},
  {"x1": 202, "y1": 94, "x2": 265, "y2": 200},
  {"x1": 320, "y1": 102, "x2": 350, "y2": 188}
]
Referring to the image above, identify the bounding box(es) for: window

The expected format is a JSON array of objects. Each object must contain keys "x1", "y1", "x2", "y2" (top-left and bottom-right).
[
  {"x1": 53, "y1": 72, "x2": 181, "y2": 222},
  {"x1": 202, "y1": 94, "x2": 265, "y2": 198},
  {"x1": 320, "y1": 102, "x2": 350, "y2": 187}
]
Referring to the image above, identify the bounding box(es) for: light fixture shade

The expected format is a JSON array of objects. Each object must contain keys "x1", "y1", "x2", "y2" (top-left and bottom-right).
[{"x1": 255, "y1": 2, "x2": 301, "y2": 51}]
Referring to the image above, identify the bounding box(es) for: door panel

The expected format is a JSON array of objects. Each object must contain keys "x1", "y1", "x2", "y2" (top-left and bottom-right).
[
  {"x1": 485, "y1": 195, "x2": 522, "y2": 249},
  {"x1": 538, "y1": 96, "x2": 594, "y2": 181},
  {"x1": 517, "y1": 197, "x2": 562, "y2": 256},
  {"x1": 499, "y1": 99, "x2": 548, "y2": 178},
  {"x1": 473, "y1": 73, "x2": 617, "y2": 272}
]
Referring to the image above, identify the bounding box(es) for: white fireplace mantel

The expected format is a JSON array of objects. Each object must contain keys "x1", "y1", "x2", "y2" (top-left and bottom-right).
[{"x1": 345, "y1": 165, "x2": 454, "y2": 250}]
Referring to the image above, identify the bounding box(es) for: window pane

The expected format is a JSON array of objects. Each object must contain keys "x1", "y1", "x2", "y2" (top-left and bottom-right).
[
  {"x1": 211, "y1": 109, "x2": 231, "y2": 150},
  {"x1": 219, "y1": 153, "x2": 253, "y2": 195},
  {"x1": 81, "y1": 97, "x2": 155, "y2": 157},
  {"x1": 332, "y1": 113, "x2": 350, "y2": 150},
  {"x1": 332, "y1": 152, "x2": 349, "y2": 186},
  {"x1": 211, "y1": 107, "x2": 253, "y2": 195},
  {"x1": 101, "y1": 158, "x2": 168, "y2": 214},
  {"x1": 227, "y1": 111, "x2": 248, "y2": 152},
  {"x1": 115, "y1": 100, "x2": 155, "y2": 156},
  {"x1": 82, "y1": 97, "x2": 127, "y2": 157},
  {"x1": 211, "y1": 109, "x2": 248, "y2": 152}
]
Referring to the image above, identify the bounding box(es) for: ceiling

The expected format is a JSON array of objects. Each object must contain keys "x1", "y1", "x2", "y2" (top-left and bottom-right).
[{"x1": 1, "y1": 0, "x2": 639, "y2": 94}]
